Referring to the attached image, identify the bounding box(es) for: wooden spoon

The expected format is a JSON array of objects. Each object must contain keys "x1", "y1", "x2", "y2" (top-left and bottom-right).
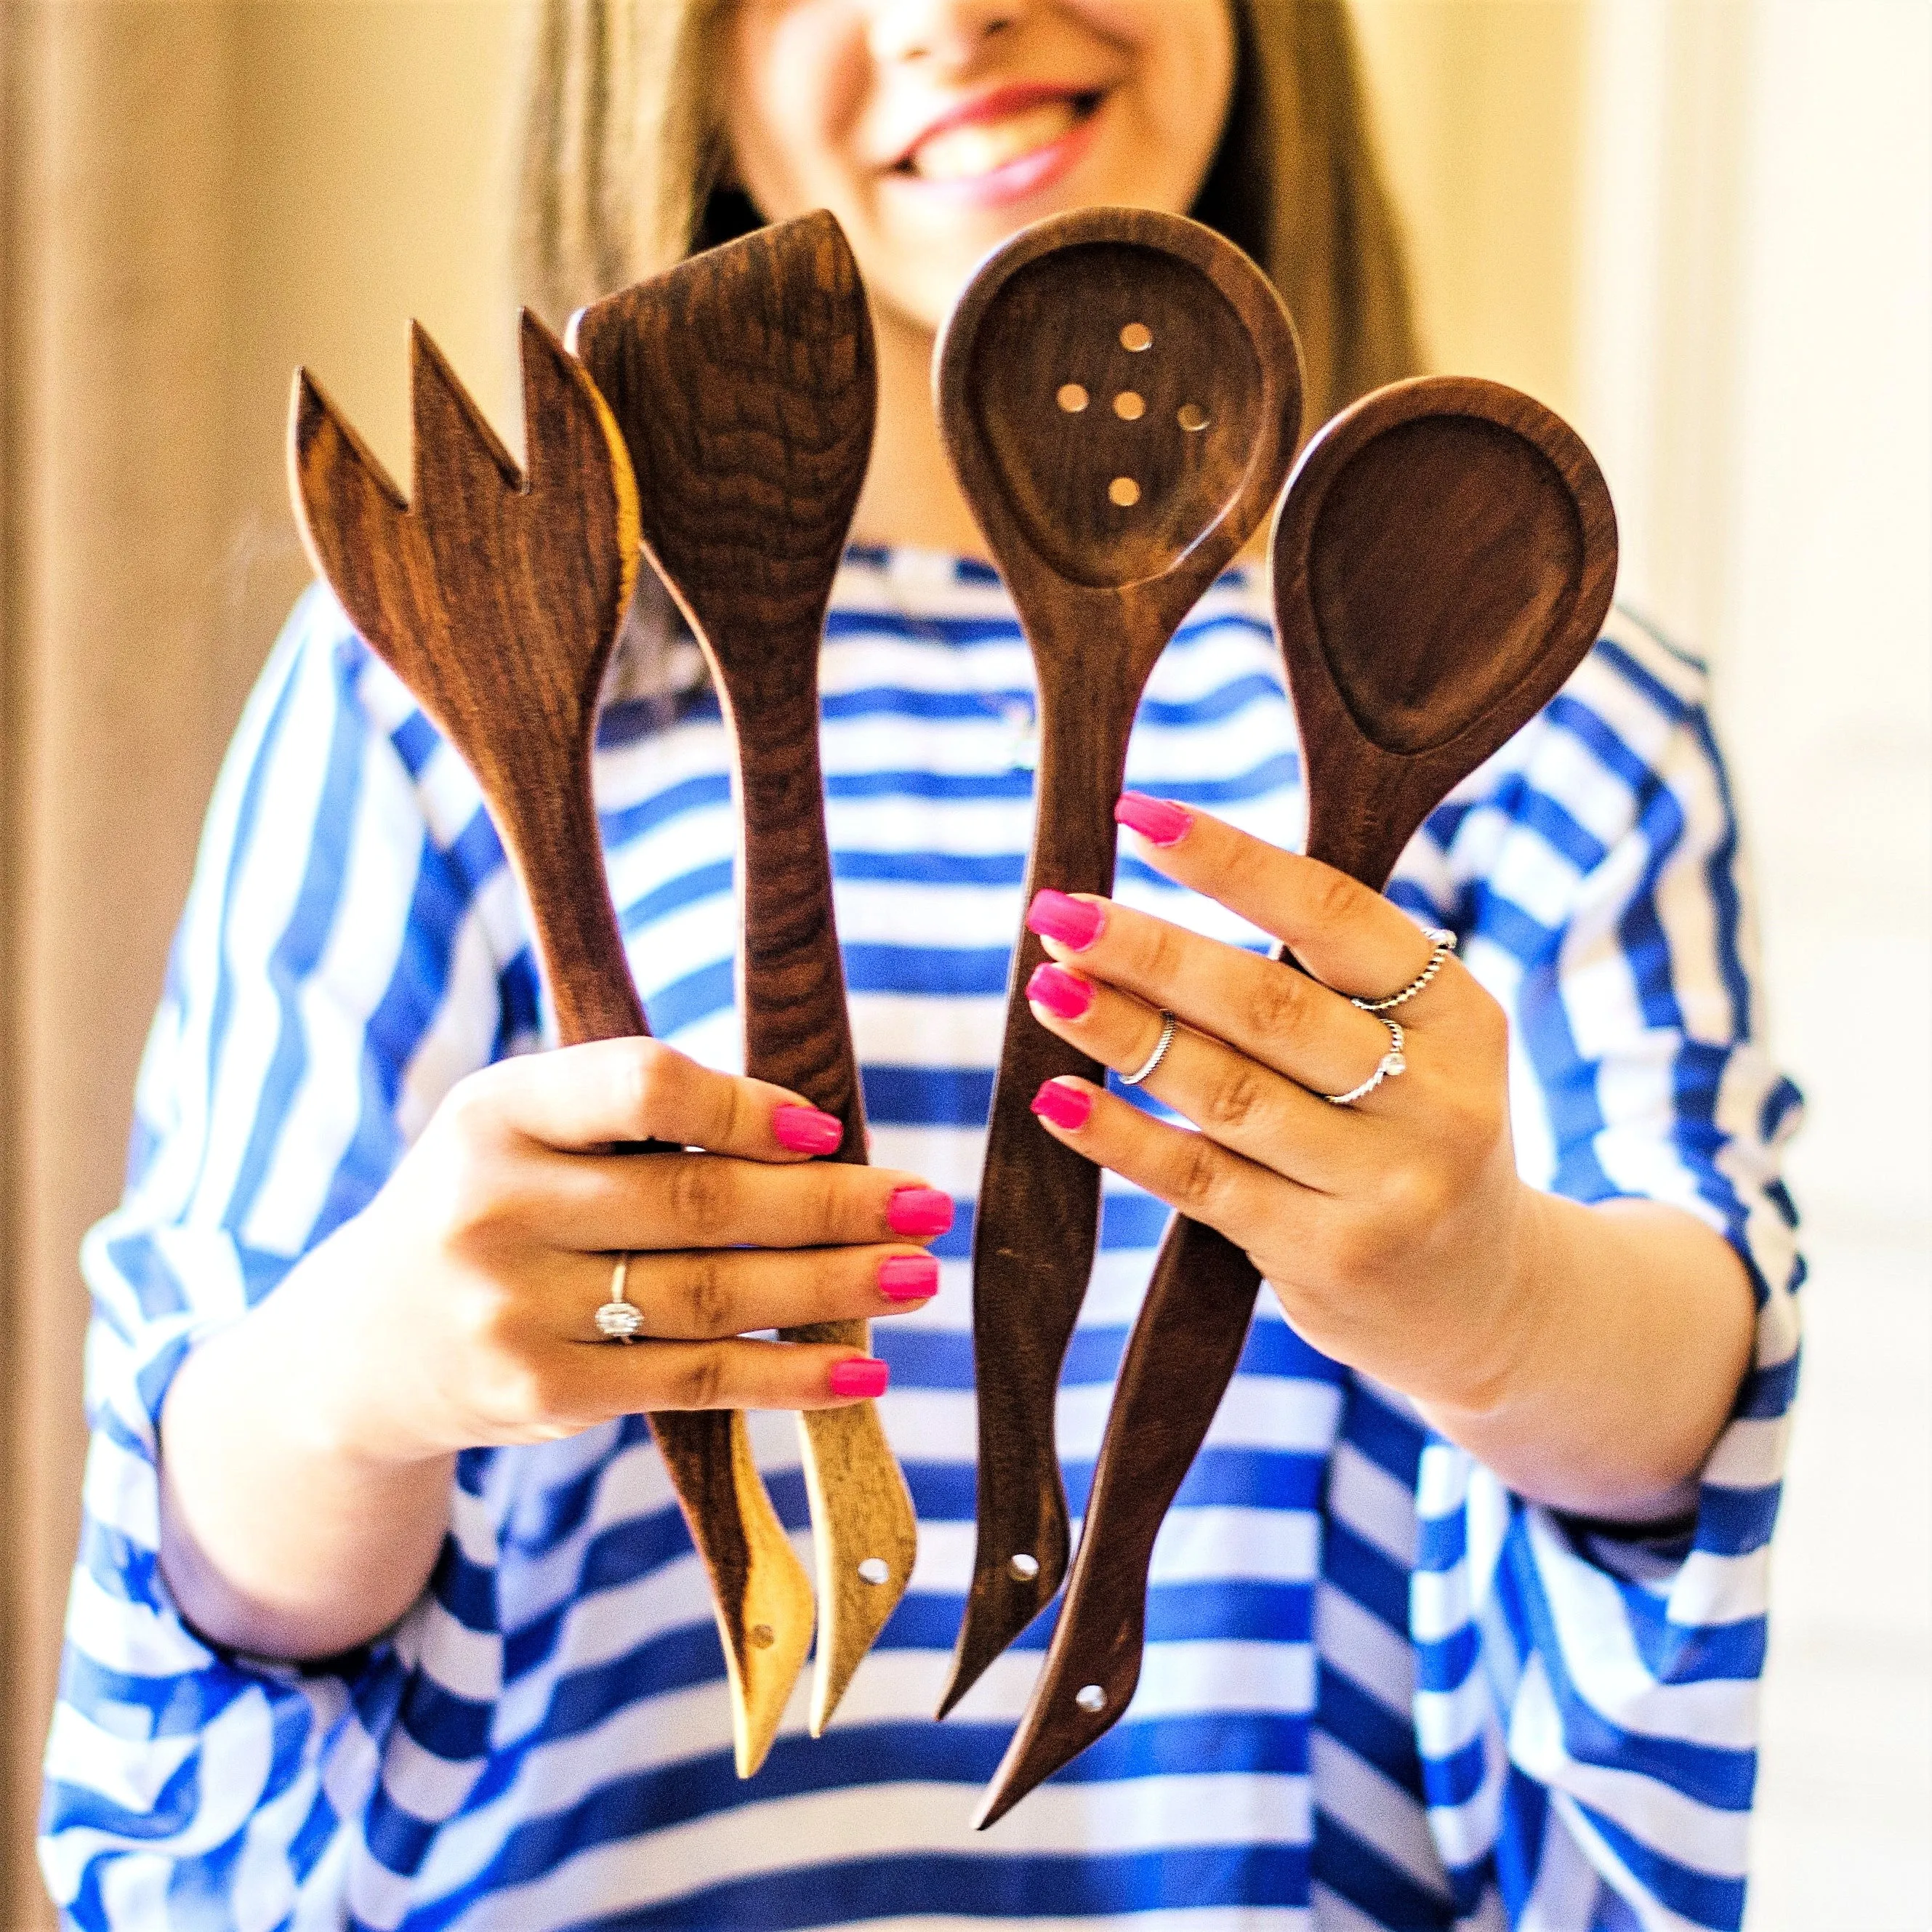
[
  {"x1": 933, "y1": 209, "x2": 1303, "y2": 1716},
  {"x1": 973, "y1": 374, "x2": 1619, "y2": 1825},
  {"x1": 289, "y1": 314, "x2": 813, "y2": 1779},
  {"x1": 570, "y1": 211, "x2": 917, "y2": 1736}
]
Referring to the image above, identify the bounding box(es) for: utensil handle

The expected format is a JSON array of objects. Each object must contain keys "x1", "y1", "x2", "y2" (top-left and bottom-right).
[
  {"x1": 942, "y1": 686, "x2": 1137, "y2": 1715},
  {"x1": 517, "y1": 776, "x2": 813, "y2": 1777},
  {"x1": 973, "y1": 1213, "x2": 1259, "y2": 1827},
  {"x1": 720, "y1": 671, "x2": 920, "y2": 1734}
]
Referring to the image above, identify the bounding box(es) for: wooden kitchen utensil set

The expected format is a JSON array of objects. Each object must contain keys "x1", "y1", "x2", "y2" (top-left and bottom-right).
[{"x1": 289, "y1": 207, "x2": 1616, "y2": 1817}]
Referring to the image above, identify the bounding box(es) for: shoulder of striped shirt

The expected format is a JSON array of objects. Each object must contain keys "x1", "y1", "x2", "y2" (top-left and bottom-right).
[{"x1": 287, "y1": 573, "x2": 1712, "y2": 854}]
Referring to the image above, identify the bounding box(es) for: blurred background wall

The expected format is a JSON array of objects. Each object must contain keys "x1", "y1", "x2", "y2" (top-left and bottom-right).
[{"x1": 1, "y1": 3, "x2": 1925, "y2": 1925}]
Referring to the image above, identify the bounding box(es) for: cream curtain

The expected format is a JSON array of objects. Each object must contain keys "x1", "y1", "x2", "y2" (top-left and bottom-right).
[{"x1": 1, "y1": 6, "x2": 251, "y2": 1916}]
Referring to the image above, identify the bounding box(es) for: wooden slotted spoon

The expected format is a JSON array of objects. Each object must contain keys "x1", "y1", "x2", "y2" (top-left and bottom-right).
[
  {"x1": 289, "y1": 313, "x2": 813, "y2": 1777},
  {"x1": 933, "y1": 208, "x2": 1303, "y2": 1716},
  {"x1": 973, "y1": 374, "x2": 1619, "y2": 1825},
  {"x1": 571, "y1": 210, "x2": 917, "y2": 1736}
]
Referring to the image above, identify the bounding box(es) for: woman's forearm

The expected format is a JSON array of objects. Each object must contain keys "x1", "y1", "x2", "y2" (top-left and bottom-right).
[
  {"x1": 1420, "y1": 1193, "x2": 1756, "y2": 1523},
  {"x1": 158, "y1": 1224, "x2": 456, "y2": 1660}
]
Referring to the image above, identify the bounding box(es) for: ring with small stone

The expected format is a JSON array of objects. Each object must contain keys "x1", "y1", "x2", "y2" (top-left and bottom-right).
[
  {"x1": 1322, "y1": 1014, "x2": 1406, "y2": 1107},
  {"x1": 595, "y1": 1252, "x2": 643, "y2": 1343},
  {"x1": 1119, "y1": 1009, "x2": 1178, "y2": 1089}
]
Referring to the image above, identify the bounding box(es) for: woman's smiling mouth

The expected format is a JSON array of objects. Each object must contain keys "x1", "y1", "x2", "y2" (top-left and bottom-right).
[{"x1": 892, "y1": 86, "x2": 1106, "y2": 201}]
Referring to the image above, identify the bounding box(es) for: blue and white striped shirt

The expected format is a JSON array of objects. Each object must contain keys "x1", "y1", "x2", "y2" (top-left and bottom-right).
[{"x1": 44, "y1": 549, "x2": 1803, "y2": 1930}]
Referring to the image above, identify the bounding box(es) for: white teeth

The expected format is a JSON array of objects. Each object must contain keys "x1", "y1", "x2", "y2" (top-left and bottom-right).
[{"x1": 909, "y1": 100, "x2": 1081, "y2": 182}]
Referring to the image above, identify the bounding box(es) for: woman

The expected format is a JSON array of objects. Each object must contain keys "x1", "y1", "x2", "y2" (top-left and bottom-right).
[{"x1": 44, "y1": 3, "x2": 1801, "y2": 1926}]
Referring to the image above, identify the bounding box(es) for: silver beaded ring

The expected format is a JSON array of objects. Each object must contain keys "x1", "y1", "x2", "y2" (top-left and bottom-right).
[
  {"x1": 1323, "y1": 1014, "x2": 1406, "y2": 1107},
  {"x1": 1352, "y1": 929, "x2": 1457, "y2": 1015},
  {"x1": 595, "y1": 1252, "x2": 643, "y2": 1343}
]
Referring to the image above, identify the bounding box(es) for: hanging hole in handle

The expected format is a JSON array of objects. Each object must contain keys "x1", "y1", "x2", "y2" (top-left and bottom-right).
[
  {"x1": 856, "y1": 1557, "x2": 890, "y2": 1585},
  {"x1": 749, "y1": 1623, "x2": 776, "y2": 1649},
  {"x1": 1007, "y1": 1553, "x2": 1040, "y2": 1582},
  {"x1": 1120, "y1": 323, "x2": 1153, "y2": 352},
  {"x1": 1114, "y1": 390, "x2": 1146, "y2": 421},
  {"x1": 1057, "y1": 382, "x2": 1090, "y2": 413},
  {"x1": 1178, "y1": 403, "x2": 1210, "y2": 432},
  {"x1": 1108, "y1": 477, "x2": 1141, "y2": 507},
  {"x1": 1074, "y1": 1683, "x2": 1107, "y2": 1713}
]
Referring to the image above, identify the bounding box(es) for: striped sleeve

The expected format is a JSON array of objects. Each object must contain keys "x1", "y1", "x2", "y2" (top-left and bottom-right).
[
  {"x1": 41, "y1": 588, "x2": 523, "y2": 1928},
  {"x1": 1405, "y1": 616, "x2": 1803, "y2": 1931}
]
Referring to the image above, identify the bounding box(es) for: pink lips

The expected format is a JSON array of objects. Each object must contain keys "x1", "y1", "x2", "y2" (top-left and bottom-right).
[{"x1": 887, "y1": 84, "x2": 1104, "y2": 210}]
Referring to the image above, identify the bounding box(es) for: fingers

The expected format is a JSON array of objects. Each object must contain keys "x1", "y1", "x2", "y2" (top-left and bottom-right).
[
  {"x1": 538, "y1": 1335, "x2": 897, "y2": 1428},
  {"x1": 1025, "y1": 961, "x2": 1360, "y2": 1190},
  {"x1": 520, "y1": 1146, "x2": 954, "y2": 1256},
  {"x1": 1113, "y1": 792, "x2": 1462, "y2": 1009},
  {"x1": 1027, "y1": 1071, "x2": 1321, "y2": 1257},
  {"x1": 1027, "y1": 889, "x2": 1398, "y2": 1099},
  {"x1": 454, "y1": 1037, "x2": 846, "y2": 1162},
  {"x1": 542, "y1": 1242, "x2": 941, "y2": 1343}
]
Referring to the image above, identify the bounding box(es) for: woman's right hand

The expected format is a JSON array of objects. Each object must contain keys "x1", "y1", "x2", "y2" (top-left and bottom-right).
[{"x1": 285, "y1": 1036, "x2": 953, "y2": 1468}]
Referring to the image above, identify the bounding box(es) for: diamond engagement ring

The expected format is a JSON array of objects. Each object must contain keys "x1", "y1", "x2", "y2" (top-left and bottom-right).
[
  {"x1": 595, "y1": 1252, "x2": 643, "y2": 1343},
  {"x1": 1322, "y1": 1014, "x2": 1406, "y2": 1107}
]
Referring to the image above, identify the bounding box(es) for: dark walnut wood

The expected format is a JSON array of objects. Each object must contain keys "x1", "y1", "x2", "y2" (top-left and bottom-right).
[
  {"x1": 935, "y1": 208, "x2": 1305, "y2": 1718},
  {"x1": 572, "y1": 210, "x2": 917, "y2": 1739},
  {"x1": 977, "y1": 374, "x2": 1619, "y2": 1827},
  {"x1": 289, "y1": 313, "x2": 813, "y2": 1781}
]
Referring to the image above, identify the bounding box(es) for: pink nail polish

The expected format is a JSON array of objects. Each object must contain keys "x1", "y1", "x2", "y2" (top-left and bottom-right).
[
  {"x1": 1031, "y1": 1079, "x2": 1094, "y2": 1132},
  {"x1": 878, "y1": 1254, "x2": 940, "y2": 1301},
  {"x1": 1026, "y1": 889, "x2": 1106, "y2": 951},
  {"x1": 1115, "y1": 792, "x2": 1192, "y2": 846},
  {"x1": 773, "y1": 1104, "x2": 842, "y2": 1155},
  {"x1": 1027, "y1": 962, "x2": 1094, "y2": 1021},
  {"x1": 828, "y1": 1356, "x2": 890, "y2": 1399},
  {"x1": 887, "y1": 1186, "x2": 954, "y2": 1239}
]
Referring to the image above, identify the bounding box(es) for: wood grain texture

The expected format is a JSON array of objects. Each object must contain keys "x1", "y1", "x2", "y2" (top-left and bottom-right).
[
  {"x1": 976, "y1": 375, "x2": 1618, "y2": 1825},
  {"x1": 934, "y1": 209, "x2": 1303, "y2": 1717},
  {"x1": 288, "y1": 313, "x2": 814, "y2": 1780},
  {"x1": 571, "y1": 210, "x2": 916, "y2": 1736}
]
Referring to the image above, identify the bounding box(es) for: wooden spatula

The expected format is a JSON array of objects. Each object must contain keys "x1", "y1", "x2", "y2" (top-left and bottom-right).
[
  {"x1": 289, "y1": 313, "x2": 813, "y2": 1777},
  {"x1": 933, "y1": 209, "x2": 1303, "y2": 1715},
  {"x1": 571, "y1": 211, "x2": 917, "y2": 1735},
  {"x1": 973, "y1": 374, "x2": 1619, "y2": 1824}
]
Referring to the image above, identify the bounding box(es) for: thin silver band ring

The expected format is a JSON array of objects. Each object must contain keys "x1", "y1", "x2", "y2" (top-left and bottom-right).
[
  {"x1": 595, "y1": 1252, "x2": 643, "y2": 1343},
  {"x1": 1119, "y1": 1010, "x2": 1178, "y2": 1088}
]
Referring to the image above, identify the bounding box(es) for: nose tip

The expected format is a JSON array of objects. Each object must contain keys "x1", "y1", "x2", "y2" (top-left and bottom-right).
[{"x1": 869, "y1": 1, "x2": 1021, "y2": 65}]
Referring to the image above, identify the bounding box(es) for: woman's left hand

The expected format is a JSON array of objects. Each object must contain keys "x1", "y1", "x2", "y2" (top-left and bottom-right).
[{"x1": 1023, "y1": 796, "x2": 1540, "y2": 1416}]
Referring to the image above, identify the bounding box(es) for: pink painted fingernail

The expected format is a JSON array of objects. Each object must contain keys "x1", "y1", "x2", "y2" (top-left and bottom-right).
[
  {"x1": 1115, "y1": 792, "x2": 1192, "y2": 846},
  {"x1": 887, "y1": 1186, "x2": 954, "y2": 1239},
  {"x1": 773, "y1": 1104, "x2": 842, "y2": 1155},
  {"x1": 828, "y1": 1357, "x2": 890, "y2": 1399},
  {"x1": 1027, "y1": 961, "x2": 1094, "y2": 1021},
  {"x1": 1031, "y1": 1079, "x2": 1094, "y2": 1132},
  {"x1": 878, "y1": 1254, "x2": 940, "y2": 1302},
  {"x1": 1026, "y1": 889, "x2": 1106, "y2": 951}
]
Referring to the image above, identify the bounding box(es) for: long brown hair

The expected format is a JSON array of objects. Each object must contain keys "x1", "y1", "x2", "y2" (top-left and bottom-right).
[{"x1": 513, "y1": 1, "x2": 1420, "y2": 430}]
